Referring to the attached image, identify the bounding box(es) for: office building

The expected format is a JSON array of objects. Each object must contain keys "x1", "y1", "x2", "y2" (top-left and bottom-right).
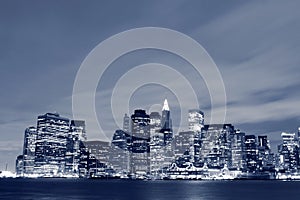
[
  {"x1": 84, "y1": 140, "x2": 110, "y2": 166},
  {"x1": 245, "y1": 135, "x2": 258, "y2": 172},
  {"x1": 16, "y1": 155, "x2": 24, "y2": 176},
  {"x1": 110, "y1": 129, "x2": 130, "y2": 174},
  {"x1": 123, "y1": 113, "x2": 131, "y2": 133},
  {"x1": 200, "y1": 124, "x2": 234, "y2": 168},
  {"x1": 188, "y1": 109, "x2": 204, "y2": 132},
  {"x1": 230, "y1": 130, "x2": 246, "y2": 170},
  {"x1": 22, "y1": 126, "x2": 37, "y2": 174},
  {"x1": 149, "y1": 112, "x2": 164, "y2": 175},
  {"x1": 278, "y1": 132, "x2": 299, "y2": 170},
  {"x1": 130, "y1": 109, "x2": 150, "y2": 176},
  {"x1": 34, "y1": 113, "x2": 70, "y2": 175},
  {"x1": 65, "y1": 120, "x2": 86, "y2": 175}
]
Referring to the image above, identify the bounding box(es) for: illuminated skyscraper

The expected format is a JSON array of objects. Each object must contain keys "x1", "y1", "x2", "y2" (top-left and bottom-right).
[
  {"x1": 149, "y1": 112, "x2": 164, "y2": 176},
  {"x1": 110, "y1": 129, "x2": 130, "y2": 174},
  {"x1": 130, "y1": 109, "x2": 150, "y2": 176},
  {"x1": 65, "y1": 120, "x2": 86, "y2": 175},
  {"x1": 278, "y1": 132, "x2": 299, "y2": 170},
  {"x1": 123, "y1": 113, "x2": 130, "y2": 133},
  {"x1": 200, "y1": 124, "x2": 234, "y2": 168},
  {"x1": 161, "y1": 99, "x2": 172, "y2": 130},
  {"x1": 34, "y1": 113, "x2": 70, "y2": 175},
  {"x1": 245, "y1": 135, "x2": 258, "y2": 172},
  {"x1": 23, "y1": 126, "x2": 37, "y2": 174},
  {"x1": 230, "y1": 130, "x2": 246, "y2": 170},
  {"x1": 188, "y1": 109, "x2": 204, "y2": 132},
  {"x1": 188, "y1": 109, "x2": 204, "y2": 163}
]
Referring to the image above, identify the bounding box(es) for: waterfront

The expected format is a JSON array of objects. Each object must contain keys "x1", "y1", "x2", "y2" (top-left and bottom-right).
[{"x1": 0, "y1": 179, "x2": 299, "y2": 200}]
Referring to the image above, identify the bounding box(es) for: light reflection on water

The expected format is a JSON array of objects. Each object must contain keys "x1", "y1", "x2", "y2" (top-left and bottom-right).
[{"x1": 0, "y1": 179, "x2": 298, "y2": 200}]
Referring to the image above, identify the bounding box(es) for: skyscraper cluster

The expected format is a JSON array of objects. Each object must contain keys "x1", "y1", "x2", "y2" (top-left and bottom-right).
[
  {"x1": 15, "y1": 100, "x2": 300, "y2": 180},
  {"x1": 16, "y1": 113, "x2": 89, "y2": 177}
]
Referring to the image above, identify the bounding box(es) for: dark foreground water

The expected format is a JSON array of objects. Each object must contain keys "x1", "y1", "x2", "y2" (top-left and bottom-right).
[{"x1": 0, "y1": 179, "x2": 299, "y2": 200}]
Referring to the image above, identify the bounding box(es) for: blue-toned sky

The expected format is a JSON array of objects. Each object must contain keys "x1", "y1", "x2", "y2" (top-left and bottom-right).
[{"x1": 1, "y1": 0, "x2": 300, "y2": 171}]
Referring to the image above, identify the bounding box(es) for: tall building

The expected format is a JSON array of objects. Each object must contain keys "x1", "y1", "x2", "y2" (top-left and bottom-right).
[
  {"x1": 130, "y1": 109, "x2": 150, "y2": 176},
  {"x1": 161, "y1": 99, "x2": 172, "y2": 130},
  {"x1": 245, "y1": 135, "x2": 258, "y2": 172},
  {"x1": 84, "y1": 140, "x2": 110, "y2": 166},
  {"x1": 65, "y1": 120, "x2": 86, "y2": 175},
  {"x1": 160, "y1": 99, "x2": 174, "y2": 169},
  {"x1": 110, "y1": 129, "x2": 130, "y2": 174},
  {"x1": 78, "y1": 142, "x2": 89, "y2": 177},
  {"x1": 230, "y1": 130, "x2": 246, "y2": 170},
  {"x1": 258, "y1": 136, "x2": 270, "y2": 150},
  {"x1": 15, "y1": 155, "x2": 24, "y2": 176},
  {"x1": 200, "y1": 124, "x2": 234, "y2": 168},
  {"x1": 257, "y1": 135, "x2": 274, "y2": 171},
  {"x1": 187, "y1": 109, "x2": 204, "y2": 163},
  {"x1": 174, "y1": 131, "x2": 194, "y2": 156},
  {"x1": 278, "y1": 132, "x2": 299, "y2": 170},
  {"x1": 123, "y1": 113, "x2": 130, "y2": 133},
  {"x1": 188, "y1": 109, "x2": 204, "y2": 132},
  {"x1": 34, "y1": 113, "x2": 70, "y2": 175},
  {"x1": 23, "y1": 126, "x2": 37, "y2": 174},
  {"x1": 149, "y1": 112, "x2": 164, "y2": 176}
]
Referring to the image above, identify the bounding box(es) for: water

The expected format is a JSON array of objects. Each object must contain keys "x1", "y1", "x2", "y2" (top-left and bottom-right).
[{"x1": 0, "y1": 179, "x2": 298, "y2": 200}]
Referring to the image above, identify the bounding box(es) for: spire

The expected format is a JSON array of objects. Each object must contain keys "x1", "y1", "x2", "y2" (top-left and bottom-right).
[{"x1": 162, "y1": 99, "x2": 169, "y2": 111}]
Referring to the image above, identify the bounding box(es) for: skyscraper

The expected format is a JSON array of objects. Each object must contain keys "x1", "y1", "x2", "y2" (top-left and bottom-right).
[
  {"x1": 200, "y1": 124, "x2": 234, "y2": 168},
  {"x1": 188, "y1": 109, "x2": 204, "y2": 132},
  {"x1": 257, "y1": 135, "x2": 273, "y2": 170},
  {"x1": 110, "y1": 129, "x2": 130, "y2": 174},
  {"x1": 123, "y1": 113, "x2": 130, "y2": 133},
  {"x1": 84, "y1": 140, "x2": 110, "y2": 166},
  {"x1": 149, "y1": 112, "x2": 164, "y2": 176},
  {"x1": 34, "y1": 113, "x2": 70, "y2": 175},
  {"x1": 245, "y1": 135, "x2": 258, "y2": 172},
  {"x1": 65, "y1": 120, "x2": 86, "y2": 175},
  {"x1": 161, "y1": 99, "x2": 172, "y2": 131},
  {"x1": 278, "y1": 132, "x2": 299, "y2": 170},
  {"x1": 160, "y1": 99, "x2": 174, "y2": 169},
  {"x1": 130, "y1": 109, "x2": 150, "y2": 176},
  {"x1": 23, "y1": 126, "x2": 37, "y2": 174},
  {"x1": 230, "y1": 130, "x2": 246, "y2": 170},
  {"x1": 15, "y1": 155, "x2": 24, "y2": 176},
  {"x1": 188, "y1": 109, "x2": 204, "y2": 163}
]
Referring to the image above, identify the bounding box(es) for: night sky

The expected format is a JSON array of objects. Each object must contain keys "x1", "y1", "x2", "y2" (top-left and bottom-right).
[{"x1": 1, "y1": 0, "x2": 300, "y2": 171}]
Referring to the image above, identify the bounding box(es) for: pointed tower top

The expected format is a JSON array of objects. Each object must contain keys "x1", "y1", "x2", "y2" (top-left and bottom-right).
[{"x1": 162, "y1": 99, "x2": 170, "y2": 111}]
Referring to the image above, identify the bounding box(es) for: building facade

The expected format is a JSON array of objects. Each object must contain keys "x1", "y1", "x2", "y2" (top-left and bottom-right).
[
  {"x1": 200, "y1": 124, "x2": 234, "y2": 168},
  {"x1": 130, "y1": 109, "x2": 150, "y2": 176},
  {"x1": 65, "y1": 120, "x2": 86, "y2": 175},
  {"x1": 22, "y1": 126, "x2": 37, "y2": 174},
  {"x1": 34, "y1": 113, "x2": 70, "y2": 175}
]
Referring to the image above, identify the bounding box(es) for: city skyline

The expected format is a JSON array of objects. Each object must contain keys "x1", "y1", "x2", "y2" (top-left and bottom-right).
[
  {"x1": 1, "y1": 0, "x2": 300, "y2": 172},
  {"x1": 12, "y1": 98, "x2": 300, "y2": 180}
]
